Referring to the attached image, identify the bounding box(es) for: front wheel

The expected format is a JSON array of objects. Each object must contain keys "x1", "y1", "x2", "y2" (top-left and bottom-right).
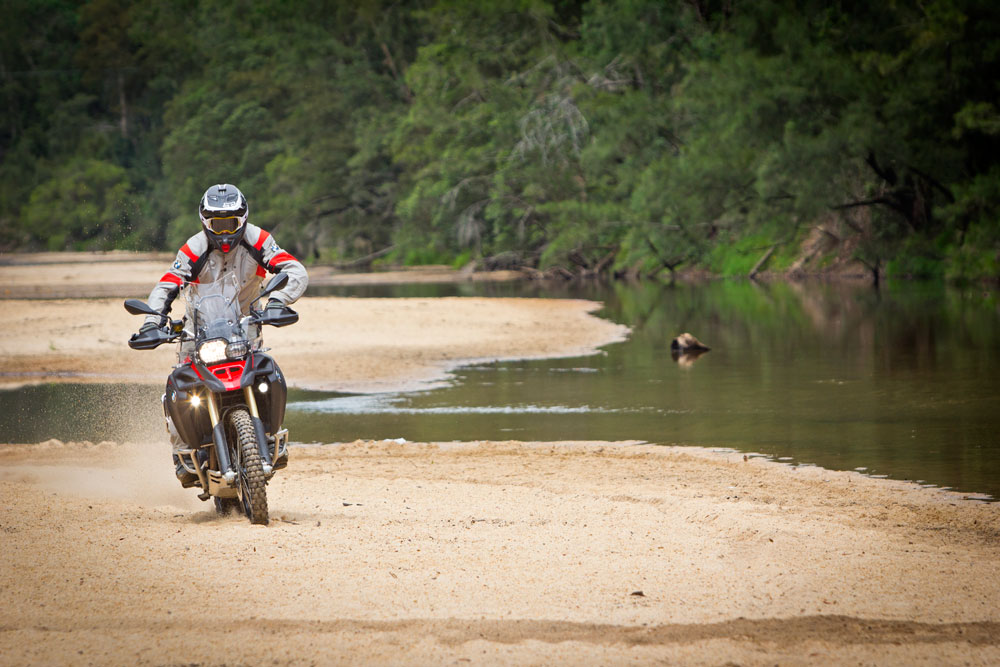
[{"x1": 228, "y1": 408, "x2": 269, "y2": 525}]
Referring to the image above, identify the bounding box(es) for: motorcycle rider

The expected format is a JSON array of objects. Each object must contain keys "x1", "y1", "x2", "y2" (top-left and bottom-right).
[{"x1": 136, "y1": 183, "x2": 308, "y2": 484}]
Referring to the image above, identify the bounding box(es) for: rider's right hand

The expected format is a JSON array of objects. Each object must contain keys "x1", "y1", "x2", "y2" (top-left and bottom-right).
[{"x1": 138, "y1": 322, "x2": 160, "y2": 335}]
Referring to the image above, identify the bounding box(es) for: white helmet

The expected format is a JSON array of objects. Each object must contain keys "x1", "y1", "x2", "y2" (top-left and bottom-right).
[{"x1": 198, "y1": 184, "x2": 248, "y2": 253}]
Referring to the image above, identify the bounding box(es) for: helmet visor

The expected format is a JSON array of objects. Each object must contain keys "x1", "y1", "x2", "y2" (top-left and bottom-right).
[{"x1": 207, "y1": 216, "x2": 243, "y2": 234}]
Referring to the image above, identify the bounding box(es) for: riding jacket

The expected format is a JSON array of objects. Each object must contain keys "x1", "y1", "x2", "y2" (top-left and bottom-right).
[{"x1": 144, "y1": 224, "x2": 308, "y2": 327}]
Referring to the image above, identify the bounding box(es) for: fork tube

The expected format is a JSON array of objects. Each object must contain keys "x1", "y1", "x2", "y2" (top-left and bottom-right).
[
  {"x1": 243, "y1": 386, "x2": 259, "y2": 420},
  {"x1": 206, "y1": 391, "x2": 221, "y2": 426},
  {"x1": 244, "y1": 386, "x2": 273, "y2": 468},
  {"x1": 206, "y1": 393, "x2": 233, "y2": 477}
]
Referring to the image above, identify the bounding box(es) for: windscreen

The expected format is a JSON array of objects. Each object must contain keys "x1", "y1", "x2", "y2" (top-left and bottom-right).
[{"x1": 184, "y1": 273, "x2": 245, "y2": 344}]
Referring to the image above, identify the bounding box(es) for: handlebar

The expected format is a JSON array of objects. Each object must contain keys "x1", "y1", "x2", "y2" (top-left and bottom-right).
[{"x1": 125, "y1": 287, "x2": 298, "y2": 350}]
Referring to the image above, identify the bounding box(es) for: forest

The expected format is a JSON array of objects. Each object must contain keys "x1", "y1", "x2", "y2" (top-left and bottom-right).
[{"x1": 2, "y1": 0, "x2": 999, "y2": 282}]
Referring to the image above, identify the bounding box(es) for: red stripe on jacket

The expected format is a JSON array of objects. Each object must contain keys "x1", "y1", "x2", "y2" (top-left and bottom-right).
[
  {"x1": 179, "y1": 244, "x2": 199, "y2": 263},
  {"x1": 160, "y1": 273, "x2": 182, "y2": 286},
  {"x1": 268, "y1": 252, "x2": 297, "y2": 268},
  {"x1": 254, "y1": 230, "x2": 271, "y2": 251}
]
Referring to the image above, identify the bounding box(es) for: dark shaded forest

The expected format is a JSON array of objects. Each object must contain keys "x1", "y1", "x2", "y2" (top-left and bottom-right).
[{"x1": 2, "y1": 0, "x2": 999, "y2": 282}]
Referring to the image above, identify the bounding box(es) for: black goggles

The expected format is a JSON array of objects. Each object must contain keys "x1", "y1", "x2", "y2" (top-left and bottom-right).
[{"x1": 207, "y1": 216, "x2": 243, "y2": 234}]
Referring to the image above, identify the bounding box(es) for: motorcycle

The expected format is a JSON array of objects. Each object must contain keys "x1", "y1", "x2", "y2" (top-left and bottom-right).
[{"x1": 125, "y1": 272, "x2": 298, "y2": 525}]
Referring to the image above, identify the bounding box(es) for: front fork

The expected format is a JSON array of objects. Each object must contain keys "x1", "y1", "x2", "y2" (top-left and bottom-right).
[
  {"x1": 206, "y1": 388, "x2": 275, "y2": 482},
  {"x1": 205, "y1": 393, "x2": 235, "y2": 484},
  {"x1": 244, "y1": 386, "x2": 274, "y2": 475}
]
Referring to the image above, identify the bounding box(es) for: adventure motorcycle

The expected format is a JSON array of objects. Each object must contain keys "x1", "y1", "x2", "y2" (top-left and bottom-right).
[{"x1": 125, "y1": 272, "x2": 298, "y2": 525}]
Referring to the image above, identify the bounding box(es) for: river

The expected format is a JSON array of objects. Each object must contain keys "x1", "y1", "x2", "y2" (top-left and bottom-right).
[{"x1": 2, "y1": 278, "x2": 998, "y2": 499}]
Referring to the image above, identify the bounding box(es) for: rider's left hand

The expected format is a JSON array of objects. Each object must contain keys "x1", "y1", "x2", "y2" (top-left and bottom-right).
[{"x1": 259, "y1": 298, "x2": 298, "y2": 327}]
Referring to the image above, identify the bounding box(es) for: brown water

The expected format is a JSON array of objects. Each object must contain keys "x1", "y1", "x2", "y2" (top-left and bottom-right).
[{"x1": 2, "y1": 279, "x2": 998, "y2": 498}]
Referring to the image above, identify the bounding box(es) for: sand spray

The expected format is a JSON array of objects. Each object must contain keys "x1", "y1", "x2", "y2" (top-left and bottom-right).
[
  {"x1": 27, "y1": 381, "x2": 203, "y2": 510},
  {"x1": 111, "y1": 381, "x2": 202, "y2": 509}
]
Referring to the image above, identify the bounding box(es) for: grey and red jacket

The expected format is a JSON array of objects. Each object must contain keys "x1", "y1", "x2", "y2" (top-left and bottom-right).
[{"x1": 144, "y1": 224, "x2": 308, "y2": 326}]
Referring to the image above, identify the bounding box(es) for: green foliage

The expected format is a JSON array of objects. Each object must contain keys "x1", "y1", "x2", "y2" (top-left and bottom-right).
[
  {"x1": 401, "y1": 244, "x2": 453, "y2": 267},
  {"x1": 21, "y1": 158, "x2": 135, "y2": 250},
  {"x1": 704, "y1": 235, "x2": 774, "y2": 277},
  {"x1": 1, "y1": 0, "x2": 999, "y2": 282},
  {"x1": 886, "y1": 235, "x2": 950, "y2": 280},
  {"x1": 943, "y1": 223, "x2": 1000, "y2": 283}
]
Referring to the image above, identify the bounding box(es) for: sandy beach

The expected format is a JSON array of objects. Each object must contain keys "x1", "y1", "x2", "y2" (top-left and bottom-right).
[{"x1": 1, "y1": 253, "x2": 999, "y2": 665}]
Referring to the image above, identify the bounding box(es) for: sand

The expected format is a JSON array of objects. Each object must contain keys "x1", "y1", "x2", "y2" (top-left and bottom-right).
[
  {"x1": 0, "y1": 294, "x2": 627, "y2": 393},
  {"x1": 2, "y1": 440, "x2": 998, "y2": 665},
  {"x1": 1, "y1": 253, "x2": 999, "y2": 665},
  {"x1": 0, "y1": 252, "x2": 626, "y2": 392}
]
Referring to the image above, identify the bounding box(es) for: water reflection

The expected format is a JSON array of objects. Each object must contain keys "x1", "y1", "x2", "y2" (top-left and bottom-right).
[{"x1": 671, "y1": 349, "x2": 710, "y2": 367}]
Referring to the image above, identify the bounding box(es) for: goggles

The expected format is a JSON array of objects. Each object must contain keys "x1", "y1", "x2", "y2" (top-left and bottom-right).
[{"x1": 206, "y1": 216, "x2": 243, "y2": 234}]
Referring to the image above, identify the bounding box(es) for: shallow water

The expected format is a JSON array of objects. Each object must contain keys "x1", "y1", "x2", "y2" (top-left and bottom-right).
[{"x1": 2, "y1": 279, "x2": 998, "y2": 499}]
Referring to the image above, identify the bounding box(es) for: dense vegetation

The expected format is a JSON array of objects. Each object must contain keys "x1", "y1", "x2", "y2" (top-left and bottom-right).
[{"x1": 2, "y1": 0, "x2": 998, "y2": 282}]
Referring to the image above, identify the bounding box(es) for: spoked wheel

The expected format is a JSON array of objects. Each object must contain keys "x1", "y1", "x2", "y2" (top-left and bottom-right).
[{"x1": 228, "y1": 408, "x2": 269, "y2": 525}]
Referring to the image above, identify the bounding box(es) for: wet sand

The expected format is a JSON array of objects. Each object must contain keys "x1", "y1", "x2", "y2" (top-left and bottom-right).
[{"x1": 1, "y1": 253, "x2": 999, "y2": 665}]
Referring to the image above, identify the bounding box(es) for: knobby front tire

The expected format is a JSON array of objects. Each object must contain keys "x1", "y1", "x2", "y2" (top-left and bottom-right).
[{"x1": 229, "y1": 407, "x2": 269, "y2": 525}]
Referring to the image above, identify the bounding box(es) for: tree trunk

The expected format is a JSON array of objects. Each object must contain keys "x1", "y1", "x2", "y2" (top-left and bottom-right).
[
  {"x1": 749, "y1": 245, "x2": 776, "y2": 279},
  {"x1": 118, "y1": 70, "x2": 128, "y2": 138}
]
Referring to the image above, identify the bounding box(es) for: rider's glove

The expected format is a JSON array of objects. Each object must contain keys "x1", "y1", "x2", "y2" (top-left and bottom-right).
[
  {"x1": 139, "y1": 322, "x2": 159, "y2": 334},
  {"x1": 266, "y1": 299, "x2": 285, "y2": 311}
]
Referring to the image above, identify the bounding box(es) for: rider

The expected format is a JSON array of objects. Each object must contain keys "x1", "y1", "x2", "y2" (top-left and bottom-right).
[{"x1": 137, "y1": 183, "x2": 308, "y2": 484}]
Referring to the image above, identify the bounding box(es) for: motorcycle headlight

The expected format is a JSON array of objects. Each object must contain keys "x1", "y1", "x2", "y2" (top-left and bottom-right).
[
  {"x1": 197, "y1": 339, "x2": 228, "y2": 364},
  {"x1": 226, "y1": 341, "x2": 249, "y2": 359}
]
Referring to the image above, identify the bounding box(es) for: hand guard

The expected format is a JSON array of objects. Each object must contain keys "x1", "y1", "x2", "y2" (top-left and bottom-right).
[
  {"x1": 130, "y1": 322, "x2": 170, "y2": 350},
  {"x1": 259, "y1": 299, "x2": 299, "y2": 328}
]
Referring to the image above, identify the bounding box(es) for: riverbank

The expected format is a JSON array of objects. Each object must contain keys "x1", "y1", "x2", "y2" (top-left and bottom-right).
[
  {"x1": 1, "y1": 439, "x2": 998, "y2": 665},
  {"x1": 0, "y1": 249, "x2": 874, "y2": 302},
  {"x1": 0, "y1": 250, "x2": 526, "y2": 300}
]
